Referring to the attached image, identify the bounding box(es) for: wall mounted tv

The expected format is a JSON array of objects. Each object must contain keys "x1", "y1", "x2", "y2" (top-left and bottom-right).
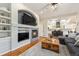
[{"x1": 18, "y1": 10, "x2": 37, "y2": 26}]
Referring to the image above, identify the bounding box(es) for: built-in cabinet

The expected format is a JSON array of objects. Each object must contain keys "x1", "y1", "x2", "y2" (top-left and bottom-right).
[
  {"x1": 11, "y1": 4, "x2": 39, "y2": 53},
  {"x1": 0, "y1": 4, "x2": 39, "y2": 55},
  {"x1": 0, "y1": 3, "x2": 11, "y2": 55},
  {"x1": 0, "y1": 7, "x2": 11, "y2": 38}
]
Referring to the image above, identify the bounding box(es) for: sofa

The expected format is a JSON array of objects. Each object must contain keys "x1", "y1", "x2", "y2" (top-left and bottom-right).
[
  {"x1": 58, "y1": 36, "x2": 79, "y2": 56},
  {"x1": 52, "y1": 30, "x2": 63, "y2": 37},
  {"x1": 65, "y1": 38, "x2": 79, "y2": 56}
]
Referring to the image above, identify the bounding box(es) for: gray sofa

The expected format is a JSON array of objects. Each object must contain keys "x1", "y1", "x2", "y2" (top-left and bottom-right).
[
  {"x1": 65, "y1": 38, "x2": 79, "y2": 56},
  {"x1": 58, "y1": 36, "x2": 79, "y2": 56}
]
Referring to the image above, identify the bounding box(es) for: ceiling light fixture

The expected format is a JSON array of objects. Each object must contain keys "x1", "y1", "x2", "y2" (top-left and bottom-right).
[
  {"x1": 51, "y1": 3, "x2": 58, "y2": 10},
  {"x1": 40, "y1": 3, "x2": 58, "y2": 14},
  {"x1": 51, "y1": 3, "x2": 58, "y2": 6}
]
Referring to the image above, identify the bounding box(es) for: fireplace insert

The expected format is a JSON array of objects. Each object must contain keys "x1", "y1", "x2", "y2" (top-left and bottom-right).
[{"x1": 18, "y1": 32, "x2": 29, "y2": 42}]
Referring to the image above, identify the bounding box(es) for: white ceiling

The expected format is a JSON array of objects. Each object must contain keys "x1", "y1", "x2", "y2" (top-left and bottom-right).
[
  {"x1": 23, "y1": 3, "x2": 48, "y2": 13},
  {"x1": 23, "y1": 3, "x2": 79, "y2": 19}
]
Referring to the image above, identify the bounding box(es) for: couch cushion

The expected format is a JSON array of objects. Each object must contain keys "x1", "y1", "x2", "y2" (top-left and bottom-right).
[
  {"x1": 68, "y1": 33, "x2": 76, "y2": 38},
  {"x1": 65, "y1": 38, "x2": 75, "y2": 44},
  {"x1": 67, "y1": 43, "x2": 79, "y2": 56},
  {"x1": 74, "y1": 40, "x2": 79, "y2": 47},
  {"x1": 75, "y1": 35, "x2": 79, "y2": 41}
]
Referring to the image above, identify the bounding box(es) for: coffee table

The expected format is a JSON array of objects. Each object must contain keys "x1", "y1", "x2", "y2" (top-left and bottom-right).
[{"x1": 41, "y1": 37, "x2": 59, "y2": 53}]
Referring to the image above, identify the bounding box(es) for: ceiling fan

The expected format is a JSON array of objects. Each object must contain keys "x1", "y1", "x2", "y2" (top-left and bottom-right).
[
  {"x1": 50, "y1": 3, "x2": 58, "y2": 11},
  {"x1": 51, "y1": 3, "x2": 58, "y2": 6},
  {"x1": 40, "y1": 3, "x2": 58, "y2": 14}
]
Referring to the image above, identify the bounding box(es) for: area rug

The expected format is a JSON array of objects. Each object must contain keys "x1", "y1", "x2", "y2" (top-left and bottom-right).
[{"x1": 21, "y1": 42, "x2": 70, "y2": 56}]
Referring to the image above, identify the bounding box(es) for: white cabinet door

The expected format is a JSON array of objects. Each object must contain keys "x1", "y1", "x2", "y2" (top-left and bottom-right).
[{"x1": 0, "y1": 37, "x2": 11, "y2": 54}]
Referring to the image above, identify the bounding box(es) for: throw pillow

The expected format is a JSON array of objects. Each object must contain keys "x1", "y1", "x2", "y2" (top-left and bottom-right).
[
  {"x1": 74, "y1": 40, "x2": 79, "y2": 47},
  {"x1": 75, "y1": 35, "x2": 79, "y2": 41}
]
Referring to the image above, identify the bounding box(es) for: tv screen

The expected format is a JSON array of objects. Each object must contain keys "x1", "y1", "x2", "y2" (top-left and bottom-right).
[
  {"x1": 18, "y1": 32, "x2": 29, "y2": 42},
  {"x1": 18, "y1": 10, "x2": 37, "y2": 26},
  {"x1": 22, "y1": 13, "x2": 37, "y2": 26}
]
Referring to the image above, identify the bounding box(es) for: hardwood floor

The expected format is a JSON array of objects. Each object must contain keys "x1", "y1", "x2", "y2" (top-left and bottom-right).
[{"x1": 2, "y1": 39, "x2": 39, "y2": 56}]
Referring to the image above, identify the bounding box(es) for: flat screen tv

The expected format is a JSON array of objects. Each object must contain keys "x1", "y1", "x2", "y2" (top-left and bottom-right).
[
  {"x1": 18, "y1": 32, "x2": 29, "y2": 42},
  {"x1": 18, "y1": 10, "x2": 37, "y2": 26}
]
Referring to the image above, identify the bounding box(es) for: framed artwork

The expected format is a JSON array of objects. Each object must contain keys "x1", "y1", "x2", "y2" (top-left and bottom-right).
[{"x1": 56, "y1": 21, "x2": 60, "y2": 28}]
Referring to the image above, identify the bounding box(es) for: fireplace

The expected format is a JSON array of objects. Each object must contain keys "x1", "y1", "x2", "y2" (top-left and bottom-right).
[
  {"x1": 18, "y1": 29, "x2": 38, "y2": 42},
  {"x1": 32, "y1": 30, "x2": 38, "y2": 38},
  {"x1": 18, "y1": 32, "x2": 29, "y2": 42}
]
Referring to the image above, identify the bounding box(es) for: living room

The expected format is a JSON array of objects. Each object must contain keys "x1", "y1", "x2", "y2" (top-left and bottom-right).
[{"x1": 0, "y1": 3, "x2": 79, "y2": 56}]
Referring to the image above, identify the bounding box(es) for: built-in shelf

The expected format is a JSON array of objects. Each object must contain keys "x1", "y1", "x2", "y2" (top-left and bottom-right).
[
  {"x1": 0, "y1": 15, "x2": 11, "y2": 20},
  {"x1": 0, "y1": 8, "x2": 11, "y2": 14},
  {"x1": 0, "y1": 37, "x2": 11, "y2": 42},
  {"x1": 0, "y1": 23, "x2": 11, "y2": 26},
  {"x1": 0, "y1": 30, "x2": 11, "y2": 33},
  {"x1": 0, "y1": 7, "x2": 11, "y2": 40},
  {"x1": 18, "y1": 24, "x2": 38, "y2": 29},
  {"x1": 0, "y1": 5, "x2": 11, "y2": 54}
]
